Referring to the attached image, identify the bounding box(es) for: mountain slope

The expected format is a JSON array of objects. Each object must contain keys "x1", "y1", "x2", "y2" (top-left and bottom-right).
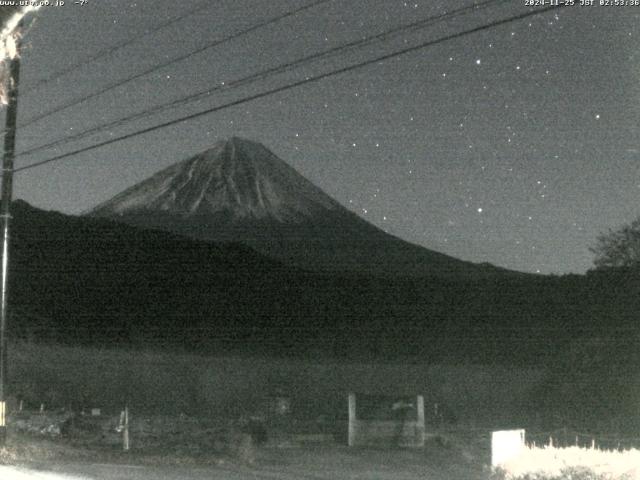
[
  {"x1": 89, "y1": 137, "x2": 511, "y2": 278},
  {"x1": 91, "y1": 137, "x2": 340, "y2": 221}
]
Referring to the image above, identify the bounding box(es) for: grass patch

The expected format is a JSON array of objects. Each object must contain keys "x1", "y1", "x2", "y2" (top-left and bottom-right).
[{"x1": 7, "y1": 341, "x2": 542, "y2": 425}]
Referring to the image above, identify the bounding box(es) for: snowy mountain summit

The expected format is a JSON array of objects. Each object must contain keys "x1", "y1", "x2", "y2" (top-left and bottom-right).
[
  {"x1": 91, "y1": 137, "x2": 339, "y2": 222},
  {"x1": 90, "y1": 137, "x2": 507, "y2": 278}
]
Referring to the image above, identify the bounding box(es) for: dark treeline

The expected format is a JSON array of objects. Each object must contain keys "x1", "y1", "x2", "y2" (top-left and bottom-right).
[{"x1": 7, "y1": 200, "x2": 640, "y2": 368}]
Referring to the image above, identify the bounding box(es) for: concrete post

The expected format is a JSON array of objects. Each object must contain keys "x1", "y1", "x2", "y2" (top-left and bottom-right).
[
  {"x1": 416, "y1": 395, "x2": 425, "y2": 446},
  {"x1": 348, "y1": 393, "x2": 356, "y2": 447}
]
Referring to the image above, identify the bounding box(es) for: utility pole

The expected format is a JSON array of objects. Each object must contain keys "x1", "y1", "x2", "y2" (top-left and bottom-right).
[{"x1": 0, "y1": 22, "x2": 22, "y2": 446}]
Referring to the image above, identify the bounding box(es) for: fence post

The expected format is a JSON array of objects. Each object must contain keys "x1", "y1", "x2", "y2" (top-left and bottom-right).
[
  {"x1": 348, "y1": 393, "x2": 356, "y2": 447},
  {"x1": 123, "y1": 406, "x2": 130, "y2": 451},
  {"x1": 416, "y1": 395, "x2": 425, "y2": 446}
]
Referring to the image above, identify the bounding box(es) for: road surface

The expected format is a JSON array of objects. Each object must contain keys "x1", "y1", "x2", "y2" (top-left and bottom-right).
[
  {"x1": 0, "y1": 463, "x2": 287, "y2": 480},
  {"x1": 0, "y1": 442, "x2": 486, "y2": 480},
  {"x1": 0, "y1": 463, "x2": 292, "y2": 480}
]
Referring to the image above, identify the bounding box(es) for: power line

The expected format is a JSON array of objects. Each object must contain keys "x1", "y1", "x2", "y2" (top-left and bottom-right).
[
  {"x1": 23, "y1": 0, "x2": 217, "y2": 93},
  {"x1": 17, "y1": 0, "x2": 509, "y2": 160},
  {"x1": 14, "y1": 4, "x2": 566, "y2": 175},
  {"x1": 18, "y1": 0, "x2": 332, "y2": 130}
]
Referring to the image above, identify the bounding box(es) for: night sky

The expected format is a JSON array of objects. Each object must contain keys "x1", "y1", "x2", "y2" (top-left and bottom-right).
[{"x1": 6, "y1": 0, "x2": 639, "y2": 274}]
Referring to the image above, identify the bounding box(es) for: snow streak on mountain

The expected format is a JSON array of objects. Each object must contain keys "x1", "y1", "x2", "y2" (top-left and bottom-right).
[{"x1": 92, "y1": 137, "x2": 340, "y2": 222}]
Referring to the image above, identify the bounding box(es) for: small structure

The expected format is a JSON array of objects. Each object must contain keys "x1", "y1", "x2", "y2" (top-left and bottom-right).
[
  {"x1": 491, "y1": 429, "x2": 525, "y2": 467},
  {"x1": 348, "y1": 393, "x2": 425, "y2": 447}
]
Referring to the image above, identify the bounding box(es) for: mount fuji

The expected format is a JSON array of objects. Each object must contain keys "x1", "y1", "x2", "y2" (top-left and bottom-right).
[{"x1": 89, "y1": 137, "x2": 508, "y2": 278}]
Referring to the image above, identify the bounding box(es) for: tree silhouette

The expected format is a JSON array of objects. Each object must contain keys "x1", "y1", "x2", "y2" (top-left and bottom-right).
[{"x1": 591, "y1": 218, "x2": 640, "y2": 268}]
